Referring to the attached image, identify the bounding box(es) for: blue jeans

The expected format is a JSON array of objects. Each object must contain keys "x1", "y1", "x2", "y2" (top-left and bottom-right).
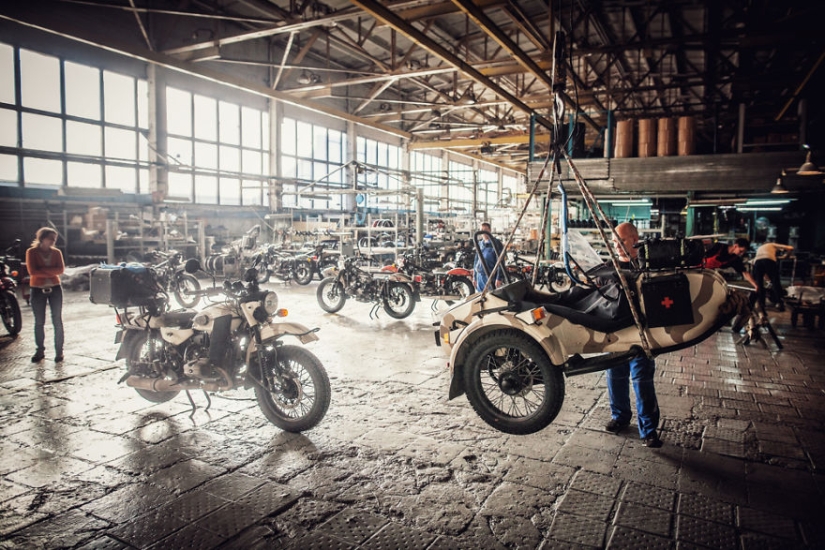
[
  {"x1": 31, "y1": 286, "x2": 64, "y2": 354},
  {"x1": 607, "y1": 354, "x2": 659, "y2": 438}
]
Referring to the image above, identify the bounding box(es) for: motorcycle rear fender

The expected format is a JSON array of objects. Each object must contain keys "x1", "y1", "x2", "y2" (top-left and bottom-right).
[
  {"x1": 257, "y1": 321, "x2": 320, "y2": 345},
  {"x1": 446, "y1": 267, "x2": 472, "y2": 277},
  {"x1": 116, "y1": 329, "x2": 147, "y2": 362}
]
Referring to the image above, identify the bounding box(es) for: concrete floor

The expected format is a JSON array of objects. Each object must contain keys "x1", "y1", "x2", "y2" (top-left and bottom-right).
[{"x1": 1, "y1": 279, "x2": 824, "y2": 549}]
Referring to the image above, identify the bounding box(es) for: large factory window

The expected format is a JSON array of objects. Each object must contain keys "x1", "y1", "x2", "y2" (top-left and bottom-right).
[
  {"x1": 280, "y1": 117, "x2": 347, "y2": 210},
  {"x1": 165, "y1": 87, "x2": 269, "y2": 205}
]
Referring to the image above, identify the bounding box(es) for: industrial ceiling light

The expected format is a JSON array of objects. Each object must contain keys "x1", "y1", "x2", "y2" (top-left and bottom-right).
[
  {"x1": 797, "y1": 147, "x2": 823, "y2": 176},
  {"x1": 297, "y1": 71, "x2": 312, "y2": 85},
  {"x1": 480, "y1": 142, "x2": 494, "y2": 155},
  {"x1": 770, "y1": 177, "x2": 789, "y2": 194}
]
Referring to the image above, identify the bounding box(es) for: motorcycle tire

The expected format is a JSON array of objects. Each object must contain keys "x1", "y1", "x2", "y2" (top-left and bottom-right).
[
  {"x1": 256, "y1": 269, "x2": 271, "y2": 285},
  {"x1": 173, "y1": 273, "x2": 201, "y2": 308},
  {"x1": 462, "y1": 329, "x2": 564, "y2": 435},
  {"x1": 446, "y1": 276, "x2": 474, "y2": 302},
  {"x1": 1, "y1": 290, "x2": 22, "y2": 337},
  {"x1": 383, "y1": 282, "x2": 416, "y2": 319},
  {"x1": 126, "y1": 333, "x2": 180, "y2": 403},
  {"x1": 254, "y1": 345, "x2": 331, "y2": 432},
  {"x1": 317, "y1": 278, "x2": 346, "y2": 313},
  {"x1": 549, "y1": 273, "x2": 572, "y2": 293},
  {"x1": 294, "y1": 264, "x2": 313, "y2": 286}
]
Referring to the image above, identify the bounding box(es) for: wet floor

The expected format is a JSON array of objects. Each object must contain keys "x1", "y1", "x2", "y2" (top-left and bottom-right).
[{"x1": 1, "y1": 280, "x2": 824, "y2": 549}]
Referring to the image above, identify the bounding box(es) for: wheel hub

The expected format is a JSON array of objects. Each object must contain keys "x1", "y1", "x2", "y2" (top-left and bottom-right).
[{"x1": 499, "y1": 370, "x2": 524, "y2": 395}]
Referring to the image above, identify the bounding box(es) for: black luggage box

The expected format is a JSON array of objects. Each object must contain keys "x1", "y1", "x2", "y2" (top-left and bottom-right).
[
  {"x1": 639, "y1": 238, "x2": 704, "y2": 270},
  {"x1": 641, "y1": 273, "x2": 694, "y2": 328},
  {"x1": 90, "y1": 265, "x2": 159, "y2": 307}
]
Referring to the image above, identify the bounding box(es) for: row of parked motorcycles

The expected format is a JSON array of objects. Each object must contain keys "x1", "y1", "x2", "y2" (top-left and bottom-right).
[{"x1": 0, "y1": 240, "x2": 29, "y2": 337}]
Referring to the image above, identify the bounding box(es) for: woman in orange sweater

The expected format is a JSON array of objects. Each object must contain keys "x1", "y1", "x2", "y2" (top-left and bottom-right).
[{"x1": 26, "y1": 227, "x2": 65, "y2": 362}]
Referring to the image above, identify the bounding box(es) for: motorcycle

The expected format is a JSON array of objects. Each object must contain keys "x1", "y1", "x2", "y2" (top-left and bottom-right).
[
  {"x1": 292, "y1": 244, "x2": 339, "y2": 286},
  {"x1": 94, "y1": 260, "x2": 330, "y2": 432},
  {"x1": 145, "y1": 250, "x2": 202, "y2": 308},
  {"x1": 387, "y1": 250, "x2": 474, "y2": 307},
  {"x1": 1, "y1": 239, "x2": 31, "y2": 305},
  {"x1": 316, "y1": 255, "x2": 419, "y2": 319},
  {"x1": 0, "y1": 256, "x2": 22, "y2": 337},
  {"x1": 250, "y1": 244, "x2": 302, "y2": 285}
]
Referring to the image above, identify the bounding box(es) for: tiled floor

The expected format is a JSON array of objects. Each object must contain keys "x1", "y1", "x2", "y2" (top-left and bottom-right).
[{"x1": 1, "y1": 282, "x2": 823, "y2": 548}]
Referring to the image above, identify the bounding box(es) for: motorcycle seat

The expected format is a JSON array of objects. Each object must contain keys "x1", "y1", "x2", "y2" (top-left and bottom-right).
[
  {"x1": 160, "y1": 309, "x2": 197, "y2": 328},
  {"x1": 492, "y1": 278, "x2": 635, "y2": 333}
]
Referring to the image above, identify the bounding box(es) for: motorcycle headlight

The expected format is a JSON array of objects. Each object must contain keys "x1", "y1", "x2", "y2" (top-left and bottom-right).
[{"x1": 263, "y1": 291, "x2": 279, "y2": 315}]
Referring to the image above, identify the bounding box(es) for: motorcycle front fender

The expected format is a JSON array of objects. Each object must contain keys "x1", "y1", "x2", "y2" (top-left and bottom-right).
[
  {"x1": 258, "y1": 321, "x2": 320, "y2": 345},
  {"x1": 446, "y1": 267, "x2": 472, "y2": 277}
]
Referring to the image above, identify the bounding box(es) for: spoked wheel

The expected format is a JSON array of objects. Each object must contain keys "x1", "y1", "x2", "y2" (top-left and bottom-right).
[
  {"x1": 294, "y1": 263, "x2": 313, "y2": 285},
  {"x1": 463, "y1": 330, "x2": 564, "y2": 435},
  {"x1": 126, "y1": 333, "x2": 180, "y2": 403},
  {"x1": 383, "y1": 282, "x2": 416, "y2": 319},
  {"x1": 253, "y1": 345, "x2": 331, "y2": 432},
  {"x1": 0, "y1": 291, "x2": 22, "y2": 337},
  {"x1": 173, "y1": 273, "x2": 201, "y2": 308},
  {"x1": 256, "y1": 268, "x2": 272, "y2": 285},
  {"x1": 317, "y1": 278, "x2": 346, "y2": 313},
  {"x1": 445, "y1": 276, "x2": 474, "y2": 303},
  {"x1": 549, "y1": 272, "x2": 573, "y2": 293}
]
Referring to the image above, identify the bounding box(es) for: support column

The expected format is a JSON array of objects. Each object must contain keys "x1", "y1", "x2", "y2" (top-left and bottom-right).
[{"x1": 147, "y1": 64, "x2": 168, "y2": 203}]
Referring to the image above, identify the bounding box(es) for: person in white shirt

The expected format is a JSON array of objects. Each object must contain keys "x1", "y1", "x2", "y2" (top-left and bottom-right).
[{"x1": 752, "y1": 241, "x2": 794, "y2": 312}]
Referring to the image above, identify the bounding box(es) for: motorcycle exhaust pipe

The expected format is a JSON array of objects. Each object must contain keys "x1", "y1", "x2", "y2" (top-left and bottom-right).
[{"x1": 125, "y1": 374, "x2": 232, "y2": 393}]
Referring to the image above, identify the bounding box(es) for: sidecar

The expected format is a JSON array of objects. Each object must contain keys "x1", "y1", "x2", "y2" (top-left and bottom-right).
[{"x1": 436, "y1": 266, "x2": 746, "y2": 435}]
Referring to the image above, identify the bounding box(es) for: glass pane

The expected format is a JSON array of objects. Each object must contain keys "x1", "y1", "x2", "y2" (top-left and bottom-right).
[
  {"x1": 242, "y1": 149, "x2": 262, "y2": 175},
  {"x1": 242, "y1": 180, "x2": 262, "y2": 205},
  {"x1": 22, "y1": 113, "x2": 62, "y2": 152},
  {"x1": 194, "y1": 174, "x2": 217, "y2": 204},
  {"x1": 65, "y1": 62, "x2": 100, "y2": 120},
  {"x1": 24, "y1": 157, "x2": 62, "y2": 185},
  {"x1": 167, "y1": 171, "x2": 192, "y2": 201},
  {"x1": 219, "y1": 145, "x2": 240, "y2": 173},
  {"x1": 0, "y1": 108, "x2": 17, "y2": 148},
  {"x1": 194, "y1": 142, "x2": 217, "y2": 170},
  {"x1": 297, "y1": 158, "x2": 312, "y2": 180},
  {"x1": 20, "y1": 49, "x2": 60, "y2": 112},
  {"x1": 314, "y1": 162, "x2": 327, "y2": 181},
  {"x1": 296, "y1": 121, "x2": 312, "y2": 156},
  {"x1": 167, "y1": 137, "x2": 192, "y2": 168},
  {"x1": 0, "y1": 44, "x2": 14, "y2": 104},
  {"x1": 104, "y1": 71, "x2": 136, "y2": 126},
  {"x1": 106, "y1": 165, "x2": 137, "y2": 193},
  {"x1": 137, "y1": 79, "x2": 149, "y2": 129},
  {"x1": 166, "y1": 87, "x2": 191, "y2": 136},
  {"x1": 281, "y1": 182, "x2": 296, "y2": 208},
  {"x1": 0, "y1": 154, "x2": 18, "y2": 183},
  {"x1": 366, "y1": 140, "x2": 377, "y2": 165},
  {"x1": 329, "y1": 130, "x2": 342, "y2": 163},
  {"x1": 138, "y1": 168, "x2": 148, "y2": 194},
  {"x1": 262, "y1": 110, "x2": 270, "y2": 151},
  {"x1": 262, "y1": 152, "x2": 269, "y2": 175},
  {"x1": 281, "y1": 155, "x2": 296, "y2": 178},
  {"x1": 67, "y1": 162, "x2": 102, "y2": 188},
  {"x1": 220, "y1": 177, "x2": 240, "y2": 205},
  {"x1": 219, "y1": 101, "x2": 240, "y2": 145},
  {"x1": 66, "y1": 121, "x2": 102, "y2": 156},
  {"x1": 281, "y1": 118, "x2": 295, "y2": 155},
  {"x1": 313, "y1": 126, "x2": 327, "y2": 161},
  {"x1": 138, "y1": 132, "x2": 149, "y2": 163},
  {"x1": 105, "y1": 127, "x2": 137, "y2": 161},
  {"x1": 241, "y1": 107, "x2": 261, "y2": 148},
  {"x1": 194, "y1": 95, "x2": 217, "y2": 141}
]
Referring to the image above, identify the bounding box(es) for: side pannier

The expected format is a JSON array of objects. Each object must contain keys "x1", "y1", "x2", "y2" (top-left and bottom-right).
[{"x1": 89, "y1": 263, "x2": 161, "y2": 307}]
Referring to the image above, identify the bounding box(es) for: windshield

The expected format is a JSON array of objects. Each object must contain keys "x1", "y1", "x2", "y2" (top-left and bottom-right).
[{"x1": 563, "y1": 229, "x2": 605, "y2": 272}]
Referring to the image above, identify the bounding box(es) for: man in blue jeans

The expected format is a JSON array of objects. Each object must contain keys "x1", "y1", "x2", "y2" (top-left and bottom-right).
[{"x1": 604, "y1": 222, "x2": 662, "y2": 448}]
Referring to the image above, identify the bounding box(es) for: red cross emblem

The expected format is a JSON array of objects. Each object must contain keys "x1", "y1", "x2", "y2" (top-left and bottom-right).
[{"x1": 661, "y1": 296, "x2": 674, "y2": 309}]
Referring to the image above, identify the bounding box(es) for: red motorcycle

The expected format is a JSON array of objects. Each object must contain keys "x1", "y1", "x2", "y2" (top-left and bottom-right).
[
  {"x1": 0, "y1": 255, "x2": 23, "y2": 337},
  {"x1": 385, "y1": 250, "x2": 475, "y2": 307}
]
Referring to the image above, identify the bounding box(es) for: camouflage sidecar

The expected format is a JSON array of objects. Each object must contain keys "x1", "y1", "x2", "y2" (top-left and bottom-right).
[{"x1": 435, "y1": 268, "x2": 746, "y2": 435}]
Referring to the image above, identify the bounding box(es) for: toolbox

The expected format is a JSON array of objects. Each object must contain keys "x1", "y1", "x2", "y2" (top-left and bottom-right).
[{"x1": 641, "y1": 273, "x2": 694, "y2": 328}]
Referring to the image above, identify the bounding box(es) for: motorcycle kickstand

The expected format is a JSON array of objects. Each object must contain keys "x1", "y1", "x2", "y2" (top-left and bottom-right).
[
  {"x1": 185, "y1": 389, "x2": 198, "y2": 417},
  {"x1": 369, "y1": 303, "x2": 380, "y2": 319},
  {"x1": 201, "y1": 389, "x2": 212, "y2": 412}
]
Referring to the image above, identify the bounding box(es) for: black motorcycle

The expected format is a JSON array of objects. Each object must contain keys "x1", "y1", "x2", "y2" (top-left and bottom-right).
[
  {"x1": 1, "y1": 239, "x2": 30, "y2": 305},
  {"x1": 292, "y1": 244, "x2": 339, "y2": 286},
  {"x1": 145, "y1": 250, "x2": 202, "y2": 308},
  {"x1": 0, "y1": 256, "x2": 22, "y2": 337},
  {"x1": 316, "y1": 255, "x2": 419, "y2": 319}
]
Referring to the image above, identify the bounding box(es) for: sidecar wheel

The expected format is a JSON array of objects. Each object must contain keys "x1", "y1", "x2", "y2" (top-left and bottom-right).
[
  {"x1": 174, "y1": 273, "x2": 201, "y2": 308},
  {"x1": 254, "y1": 345, "x2": 331, "y2": 432},
  {"x1": 1, "y1": 291, "x2": 22, "y2": 337},
  {"x1": 383, "y1": 282, "x2": 416, "y2": 319},
  {"x1": 294, "y1": 264, "x2": 313, "y2": 285},
  {"x1": 463, "y1": 330, "x2": 564, "y2": 435},
  {"x1": 317, "y1": 278, "x2": 346, "y2": 313},
  {"x1": 126, "y1": 333, "x2": 180, "y2": 403}
]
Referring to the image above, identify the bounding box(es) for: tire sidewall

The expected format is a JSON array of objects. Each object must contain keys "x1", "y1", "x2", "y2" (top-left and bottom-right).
[
  {"x1": 316, "y1": 278, "x2": 346, "y2": 313},
  {"x1": 383, "y1": 282, "x2": 415, "y2": 319}
]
